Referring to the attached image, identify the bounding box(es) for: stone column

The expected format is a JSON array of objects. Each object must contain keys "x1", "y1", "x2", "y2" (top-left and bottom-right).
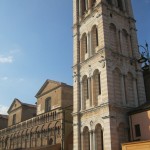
[
  {"x1": 81, "y1": 132, "x2": 84, "y2": 150},
  {"x1": 90, "y1": 130, "x2": 93, "y2": 150},
  {"x1": 91, "y1": 76, "x2": 94, "y2": 106},
  {"x1": 80, "y1": 81, "x2": 83, "y2": 110},
  {"x1": 118, "y1": 30, "x2": 123, "y2": 54},
  {"x1": 121, "y1": 74, "x2": 126, "y2": 105},
  {"x1": 93, "y1": 130, "x2": 96, "y2": 150},
  {"x1": 133, "y1": 78, "x2": 138, "y2": 106},
  {"x1": 123, "y1": 75, "x2": 127, "y2": 105}
]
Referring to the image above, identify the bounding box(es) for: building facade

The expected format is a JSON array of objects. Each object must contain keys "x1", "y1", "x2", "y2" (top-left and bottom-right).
[
  {"x1": 0, "y1": 115, "x2": 8, "y2": 130},
  {"x1": 0, "y1": 80, "x2": 73, "y2": 150},
  {"x1": 128, "y1": 102, "x2": 150, "y2": 141},
  {"x1": 72, "y1": 0, "x2": 146, "y2": 150}
]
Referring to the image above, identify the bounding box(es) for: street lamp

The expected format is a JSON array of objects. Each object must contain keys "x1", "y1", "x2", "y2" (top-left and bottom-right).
[{"x1": 138, "y1": 42, "x2": 150, "y2": 71}]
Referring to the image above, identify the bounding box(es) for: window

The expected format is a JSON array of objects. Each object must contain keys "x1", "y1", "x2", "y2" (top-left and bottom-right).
[
  {"x1": 81, "y1": 0, "x2": 88, "y2": 16},
  {"x1": 91, "y1": 25, "x2": 99, "y2": 54},
  {"x1": 91, "y1": 0, "x2": 96, "y2": 7},
  {"x1": 12, "y1": 114, "x2": 16, "y2": 125},
  {"x1": 45, "y1": 98, "x2": 51, "y2": 112},
  {"x1": 80, "y1": 33, "x2": 88, "y2": 62},
  {"x1": 98, "y1": 73, "x2": 101, "y2": 95},
  {"x1": 117, "y1": 0, "x2": 123, "y2": 10},
  {"x1": 135, "y1": 124, "x2": 141, "y2": 137},
  {"x1": 106, "y1": 0, "x2": 112, "y2": 5}
]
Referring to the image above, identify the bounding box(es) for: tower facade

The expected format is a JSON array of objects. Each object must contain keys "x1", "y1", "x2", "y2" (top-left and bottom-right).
[{"x1": 73, "y1": 0, "x2": 146, "y2": 150}]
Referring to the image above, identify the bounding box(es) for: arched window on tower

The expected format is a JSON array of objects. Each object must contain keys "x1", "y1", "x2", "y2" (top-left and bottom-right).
[
  {"x1": 91, "y1": 0, "x2": 96, "y2": 7},
  {"x1": 93, "y1": 69, "x2": 101, "y2": 106},
  {"x1": 91, "y1": 25, "x2": 99, "y2": 55},
  {"x1": 80, "y1": 33, "x2": 88, "y2": 62},
  {"x1": 109, "y1": 23, "x2": 118, "y2": 53},
  {"x1": 117, "y1": 0, "x2": 124, "y2": 10},
  {"x1": 113, "y1": 68, "x2": 123, "y2": 105},
  {"x1": 45, "y1": 97, "x2": 51, "y2": 112},
  {"x1": 122, "y1": 29, "x2": 131, "y2": 57},
  {"x1": 95, "y1": 124, "x2": 104, "y2": 150},
  {"x1": 81, "y1": 0, "x2": 88, "y2": 16},
  {"x1": 83, "y1": 127, "x2": 90, "y2": 150},
  {"x1": 106, "y1": 0, "x2": 112, "y2": 5}
]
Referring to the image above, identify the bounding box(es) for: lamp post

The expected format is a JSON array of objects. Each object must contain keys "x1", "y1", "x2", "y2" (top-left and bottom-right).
[{"x1": 138, "y1": 42, "x2": 150, "y2": 71}]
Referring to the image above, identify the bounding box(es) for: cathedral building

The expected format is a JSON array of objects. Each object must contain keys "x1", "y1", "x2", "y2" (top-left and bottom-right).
[
  {"x1": 72, "y1": 0, "x2": 146, "y2": 150},
  {"x1": 0, "y1": 80, "x2": 73, "y2": 150}
]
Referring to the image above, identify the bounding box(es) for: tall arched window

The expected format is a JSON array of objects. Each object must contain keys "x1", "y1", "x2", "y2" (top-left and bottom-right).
[
  {"x1": 106, "y1": 0, "x2": 112, "y2": 5},
  {"x1": 93, "y1": 69, "x2": 101, "y2": 106},
  {"x1": 91, "y1": 0, "x2": 96, "y2": 7},
  {"x1": 95, "y1": 124, "x2": 103, "y2": 150},
  {"x1": 113, "y1": 68, "x2": 122, "y2": 105},
  {"x1": 109, "y1": 23, "x2": 118, "y2": 53},
  {"x1": 91, "y1": 25, "x2": 99, "y2": 55},
  {"x1": 81, "y1": 0, "x2": 88, "y2": 16},
  {"x1": 45, "y1": 97, "x2": 51, "y2": 112},
  {"x1": 122, "y1": 29, "x2": 131, "y2": 57},
  {"x1": 125, "y1": 73, "x2": 135, "y2": 106},
  {"x1": 80, "y1": 33, "x2": 88, "y2": 62},
  {"x1": 83, "y1": 127, "x2": 90, "y2": 150},
  {"x1": 82, "y1": 75, "x2": 89, "y2": 109},
  {"x1": 117, "y1": 0, "x2": 123, "y2": 10}
]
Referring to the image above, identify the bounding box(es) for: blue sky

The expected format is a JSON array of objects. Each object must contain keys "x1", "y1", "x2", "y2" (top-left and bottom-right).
[{"x1": 0, "y1": 0, "x2": 150, "y2": 114}]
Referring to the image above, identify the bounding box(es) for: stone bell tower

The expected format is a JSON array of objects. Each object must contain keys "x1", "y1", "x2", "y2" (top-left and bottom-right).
[{"x1": 72, "y1": 0, "x2": 146, "y2": 150}]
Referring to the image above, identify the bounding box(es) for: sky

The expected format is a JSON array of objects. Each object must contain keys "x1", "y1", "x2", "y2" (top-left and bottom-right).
[{"x1": 0, "y1": 0, "x2": 150, "y2": 114}]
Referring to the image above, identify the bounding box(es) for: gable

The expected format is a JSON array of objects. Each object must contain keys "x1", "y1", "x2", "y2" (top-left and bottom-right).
[
  {"x1": 35, "y1": 80, "x2": 62, "y2": 98},
  {"x1": 7, "y1": 99, "x2": 22, "y2": 114}
]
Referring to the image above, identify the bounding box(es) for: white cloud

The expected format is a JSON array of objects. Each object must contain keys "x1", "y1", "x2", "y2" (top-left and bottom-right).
[
  {"x1": 0, "y1": 105, "x2": 8, "y2": 114},
  {"x1": 1, "y1": 76, "x2": 8, "y2": 81},
  {"x1": 0, "y1": 55, "x2": 13, "y2": 63},
  {"x1": 18, "y1": 78, "x2": 24, "y2": 82},
  {"x1": 9, "y1": 49, "x2": 21, "y2": 54}
]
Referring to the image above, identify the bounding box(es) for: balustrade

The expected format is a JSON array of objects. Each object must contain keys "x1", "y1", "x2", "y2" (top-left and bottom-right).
[{"x1": 0, "y1": 109, "x2": 61, "y2": 139}]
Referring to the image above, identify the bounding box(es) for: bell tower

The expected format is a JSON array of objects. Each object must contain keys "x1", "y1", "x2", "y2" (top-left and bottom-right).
[{"x1": 73, "y1": 0, "x2": 146, "y2": 150}]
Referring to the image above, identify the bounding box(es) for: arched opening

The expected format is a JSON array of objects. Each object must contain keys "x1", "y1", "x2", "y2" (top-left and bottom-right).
[
  {"x1": 80, "y1": 33, "x2": 88, "y2": 62},
  {"x1": 95, "y1": 124, "x2": 104, "y2": 150},
  {"x1": 93, "y1": 69, "x2": 101, "y2": 106},
  {"x1": 80, "y1": 0, "x2": 88, "y2": 16},
  {"x1": 55, "y1": 121, "x2": 61, "y2": 143},
  {"x1": 122, "y1": 29, "x2": 131, "y2": 57},
  {"x1": 117, "y1": 0, "x2": 123, "y2": 10},
  {"x1": 83, "y1": 127, "x2": 90, "y2": 150},
  {"x1": 113, "y1": 68, "x2": 122, "y2": 105},
  {"x1": 109, "y1": 23, "x2": 118, "y2": 53},
  {"x1": 91, "y1": 0, "x2": 96, "y2": 7},
  {"x1": 91, "y1": 25, "x2": 99, "y2": 55}
]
